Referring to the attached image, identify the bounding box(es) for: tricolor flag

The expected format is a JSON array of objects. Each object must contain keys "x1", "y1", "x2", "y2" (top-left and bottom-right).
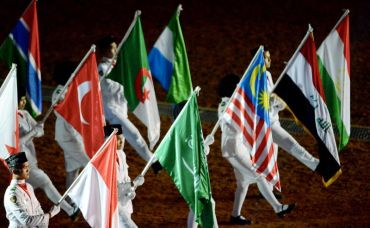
[
  {"x1": 274, "y1": 26, "x2": 341, "y2": 187},
  {"x1": 54, "y1": 48, "x2": 105, "y2": 158},
  {"x1": 108, "y1": 11, "x2": 160, "y2": 149},
  {"x1": 148, "y1": 4, "x2": 193, "y2": 104},
  {"x1": 67, "y1": 130, "x2": 119, "y2": 228},
  {"x1": 317, "y1": 10, "x2": 350, "y2": 151},
  {"x1": 154, "y1": 88, "x2": 215, "y2": 228},
  {"x1": 0, "y1": 65, "x2": 19, "y2": 161},
  {"x1": 0, "y1": 0, "x2": 42, "y2": 116},
  {"x1": 223, "y1": 47, "x2": 280, "y2": 191}
]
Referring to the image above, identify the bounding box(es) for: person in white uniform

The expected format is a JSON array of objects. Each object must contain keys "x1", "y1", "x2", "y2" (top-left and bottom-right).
[
  {"x1": 52, "y1": 61, "x2": 90, "y2": 188},
  {"x1": 263, "y1": 49, "x2": 320, "y2": 172},
  {"x1": 217, "y1": 74, "x2": 296, "y2": 225},
  {"x1": 96, "y1": 35, "x2": 162, "y2": 174},
  {"x1": 17, "y1": 95, "x2": 79, "y2": 221},
  {"x1": 104, "y1": 124, "x2": 144, "y2": 228},
  {"x1": 4, "y1": 152, "x2": 60, "y2": 227}
]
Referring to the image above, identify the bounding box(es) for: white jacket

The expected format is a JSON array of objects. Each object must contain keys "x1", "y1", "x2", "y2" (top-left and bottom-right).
[{"x1": 4, "y1": 180, "x2": 49, "y2": 228}]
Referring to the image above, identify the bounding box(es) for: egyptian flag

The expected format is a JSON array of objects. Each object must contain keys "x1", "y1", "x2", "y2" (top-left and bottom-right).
[{"x1": 274, "y1": 30, "x2": 341, "y2": 187}]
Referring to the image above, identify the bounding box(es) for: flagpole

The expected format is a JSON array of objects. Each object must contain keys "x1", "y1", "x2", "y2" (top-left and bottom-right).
[
  {"x1": 40, "y1": 45, "x2": 96, "y2": 124},
  {"x1": 271, "y1": 25, "x2": 313, "y2": 92},
  {"x1": 328, "y1": 9, "x2": 350, "y2": 36},
  {"x1": 57, "y1": 129, "x2": 118, "y2": 205},
  {"x1": 99, "y1": 10, "x2": 141, "y2": 81},
  {"x1": 205, "y1": 46, "x2": 264, "y2": 141},
  {"x1": 137, "y1": 86, "x2": 201, "y2": 178}
]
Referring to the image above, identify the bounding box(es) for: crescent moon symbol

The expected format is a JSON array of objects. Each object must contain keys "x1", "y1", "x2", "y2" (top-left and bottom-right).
[
  {"x1": 77, "y1": 81, "x2": 91, "y2": 125},
  {"x1": 249, "y1": 66, "x2": 260, "y2": 97}
]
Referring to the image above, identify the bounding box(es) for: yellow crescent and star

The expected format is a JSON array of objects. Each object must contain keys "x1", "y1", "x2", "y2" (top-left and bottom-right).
[{"x1": 249, "y1": 64, "x2": 269, "y2": 111}]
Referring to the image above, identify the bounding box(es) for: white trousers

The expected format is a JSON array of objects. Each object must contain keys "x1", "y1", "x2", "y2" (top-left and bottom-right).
[{"x1": 271, "y1": 121, "x2": 319, "y2": 171}]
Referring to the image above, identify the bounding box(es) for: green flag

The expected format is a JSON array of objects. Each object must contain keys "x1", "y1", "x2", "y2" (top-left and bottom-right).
[
  {"x1": 154, "y1": 89, "x2": 214, "y2": 228},
  {"x1": 107, "y1": 12, "x2": 160, "y2": 149}
]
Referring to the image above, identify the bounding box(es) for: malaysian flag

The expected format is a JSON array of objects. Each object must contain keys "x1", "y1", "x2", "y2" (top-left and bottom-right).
[{"x1": 223, "y1": 47, "x2": 280, "y2": 190}]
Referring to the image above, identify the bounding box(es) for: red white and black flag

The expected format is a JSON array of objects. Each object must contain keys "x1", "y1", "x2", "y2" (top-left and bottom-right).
[{"x1": 274, "y1": 26, "x2": 341, "y2": 187}]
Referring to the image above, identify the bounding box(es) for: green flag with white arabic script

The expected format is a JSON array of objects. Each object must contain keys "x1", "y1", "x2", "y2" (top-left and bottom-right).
[{"x1": 154, "y1": 89, "x2": 214, "y2": 228}]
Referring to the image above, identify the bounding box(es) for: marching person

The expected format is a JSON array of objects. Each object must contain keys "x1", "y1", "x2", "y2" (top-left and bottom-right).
[
  {"x1": 51, "y1": 61, "x2": 90, "y2": 189},
  {"x1": 217, "y1": 74, "x2": 296, "y2": 225},
  {"x1": 17, "y1": 94, "x2": 80, "y2": 221},
  {"x1": 263, "y1": 48, "x2": 320, "y2": 172},
  {"x1": 104, "y1": 124, "x2": 144, "y2": 228},
  {"x1": 96, "y1": 35, "x2": 162, "y2": 174},
  {"x1": 4, "y1": 152, "x2": 60, "y2": 227}
]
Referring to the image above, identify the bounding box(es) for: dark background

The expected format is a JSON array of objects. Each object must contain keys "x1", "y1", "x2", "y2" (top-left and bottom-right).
[{"x1": 0, "y1": 0, "x2": 369, "y2": 227}]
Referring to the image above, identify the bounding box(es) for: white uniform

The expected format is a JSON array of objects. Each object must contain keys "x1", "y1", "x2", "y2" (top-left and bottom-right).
[
  {"x1": 18, "y1": 109, "x2": 75, "y2": 217},
  {"x1": 218, "y1": 99, "x2": 283, "y2": 216},
  {"x1": 52, "y1": 85, "x2": 89, "y2": 187},
  {"x1": 4, "y1": 179, "x2": 49, "y2": 228},
  {"x1": 116, "y1": 149, "x2": 137, "y2": 228},
  {"x1": 99, "y1": 58, "x2": 153, "y2": 162},
  {"x1": 266, "y1": 71, "x2": 319, "y2": 171}
]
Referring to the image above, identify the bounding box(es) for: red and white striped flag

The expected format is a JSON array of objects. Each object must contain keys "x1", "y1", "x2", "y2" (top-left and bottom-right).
[
  {"x1": 67, "y1": 132, "x2": 119, "y2": 228},
  {"x1": 223, "y1": 47, "x2": 280, "y2": 190}
]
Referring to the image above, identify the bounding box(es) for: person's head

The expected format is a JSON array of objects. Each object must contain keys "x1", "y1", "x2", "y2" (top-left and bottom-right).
[
  {"x1": 218, "y1": 73, "x2": 240, "y2": 98},
  {"x1": 104, "y1": 124, "x2": 124, "y2": 150},
  {"x1": 264, "y1": 49, "x2": 271, "y2": 69},
  {"x1": 96, "y1": 35, "x2": 117, "y2": 59},
  {"x1": 18, "y1": 95, "x2": 27, "y2": 110},
  {"x1": 5, "y1": 152, "x2": 30, "y2": 180},
  {"x1": 53, "y1": 61, "x2": 77, "y2": 85}
]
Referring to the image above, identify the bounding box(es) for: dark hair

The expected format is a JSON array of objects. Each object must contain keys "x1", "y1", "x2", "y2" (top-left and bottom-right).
[
  {"x1": 53, "y1": 61, "x2": 77, "y2": 85},
  {"x1": 218, "y1": 73, "x2": 240, "y2": 98},
  {"x1": 96, "y1": 35, "x2": 117, "y2": 52}
]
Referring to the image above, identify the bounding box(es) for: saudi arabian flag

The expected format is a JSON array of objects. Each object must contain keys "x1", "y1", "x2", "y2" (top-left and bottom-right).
[
  {"x1": 154, "y1": 88, "x2": 214, "y2": 228},
  {"x1": 148, "y1": 4, "x2": 193, "y2": 104},
  {"x1": 317, "y1": 10, "x2": 350, "y2": 151},
  {"x1": 107, "y1": 11, "x2": 160, "y2": 149}
]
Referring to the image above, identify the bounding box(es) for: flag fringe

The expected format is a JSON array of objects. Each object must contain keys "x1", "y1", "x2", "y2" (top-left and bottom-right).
[{"x1": 323, "y1": 168, "x2": 342, "y2": 188}]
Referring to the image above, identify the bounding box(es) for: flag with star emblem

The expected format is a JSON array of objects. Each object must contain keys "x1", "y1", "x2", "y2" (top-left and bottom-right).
[
  {"x1": 222, "y1": 47, "x2": 280, "y2": 191},
  {"x1": 0, "y1": 65, "x2": 19, "y2": 160},
  {"x1": 107, "y1": 11, "x2": 160, "y2": 149},
  {"x1": 154, "y1": 89, "x2": 215, "y2": 228}
]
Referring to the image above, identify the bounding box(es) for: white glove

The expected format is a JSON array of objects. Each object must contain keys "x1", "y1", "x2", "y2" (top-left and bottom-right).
[
  {"x1": 33, "y1": 123, "x2": 44, "y2": 137},
  {"x1": 126, "y1": 187, "x2": 136, "y2": 200},
  {"x1": 133, "y1": 175, "x2": 145, "y2": 188},
  {"x1": 48, "y1": 205, "x2": 60, "y2": 218},
  {"x1": 204, "y1": 135, "x2": 215, "y2": 156}
]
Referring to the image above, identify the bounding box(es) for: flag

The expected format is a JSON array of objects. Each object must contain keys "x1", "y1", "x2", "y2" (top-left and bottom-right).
[
  {"x1": 54, "y1": 51, "x2": 105, "y2": 158},
  {"x1": 0, "y1": 65, "x2": 19, "y2": 160},
  {"x1": 222, "y1": 47, "x2": 281, "y2": 191},
  {"x1": 154, "y1": 89, "x2": 214, "y2": 228},
  {"x1": 0, "y1": 0, "x2": 42, "y2": 116},
  {"x1": 148, "y1": 5, "x2": 193, "y2": 104},
  {"x1": 108, "y1": 12, "x2": 160, "y2": 149},
  {"x1": 274, "y1": 28, "x2": 341, "y2": 187},
  {"x1": 67, "y1": 132, "x2": 118, "y2": 228},
  {"x1": 317, "y1": 11, "x2": 350, "y2": 151}
]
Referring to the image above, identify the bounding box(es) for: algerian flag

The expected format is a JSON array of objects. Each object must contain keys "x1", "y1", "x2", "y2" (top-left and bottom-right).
[
  {"x1": 148, "y1": 4, "x2": 193, "y2": 104},
  {"x1": 317, "y1": 10, "x2": 350, "y2": 151},
  {"x1": 108, "y1": 11, "x2": 160, "y2": 149},
  {"x1": 154, "y1": 88, "x2": 214, "y2": 228}
]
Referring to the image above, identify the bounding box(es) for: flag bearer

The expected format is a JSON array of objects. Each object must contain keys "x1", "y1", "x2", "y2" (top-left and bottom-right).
[
  {"x1": 96, "y1": 35, "x2": 162, "y2": 174},
  {"x1": 217, "y1": 74, "x2": 296, "y2": 225},
  {"x1": 104, "y1": 124, "x2": 144, "y2": 228},
  {"x1": 52, "y1": 61, "x2": 90, "y2": 189},
  {"x1": 17, "y1": 94, "x2": 79, "y2": 221},
  {"x1": 4, "y1": 152, "x2": 60, "y2": 227}
]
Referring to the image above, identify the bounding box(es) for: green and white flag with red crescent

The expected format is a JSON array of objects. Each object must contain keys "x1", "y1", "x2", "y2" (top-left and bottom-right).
[
  {"x1": 107, "y1": 12, "x2": 160, "y2": 149},
  {"x1": 317, "y1": 10, "x2": 350, "y2": 151}
]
